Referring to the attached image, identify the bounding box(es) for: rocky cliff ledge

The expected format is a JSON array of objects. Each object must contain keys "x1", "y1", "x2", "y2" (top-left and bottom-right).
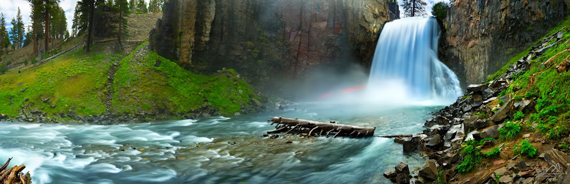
[
  {"x1": 442, "y1": 0, "x2": 570, "y2": 85},
  {"x1": 150, "y1": 0, "x2": 391, "y2": 92}
]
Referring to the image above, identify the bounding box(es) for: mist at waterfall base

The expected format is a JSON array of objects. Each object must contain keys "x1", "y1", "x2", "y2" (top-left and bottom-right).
[
  {"x1": 0, "y1": 18, "x2": 466, "y2": 184},
  {"x1": 316, "y1": 17, "x2": 462, "y2": 107}
]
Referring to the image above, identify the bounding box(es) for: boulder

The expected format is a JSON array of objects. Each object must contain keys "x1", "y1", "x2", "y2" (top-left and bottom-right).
[
  {"x1": 483, "y1": 88, "x2": 495, "y2": 99},
  {"x1": 480, "y1": 125, "x2": 500, "y2": 139},
  {"x1": 494, "y1": 167, "x2": 509, "y2": 176},
  {"x1": 507, "y1": 160, "x2": 528, "y2": 173},
  {"x1": 425, "y1": 134, "x2": 442, "y2": 147},
  {"x1": 491, "y1": 100, "x2": 514, "y2": 123},
  {"x1": 514, "y1": 99, "x2": 533, "y2": 111},
  {"x1": 499, "y1": 175, "x2": 513, "y2": 184},
  {"x1": 467, "y1": 84, "x2": 486, "y2": 94},
  {"x1": 0, "y1": 114, "x2": 7, "y2": 120},
  {"x1": 403, "y1": 136, "x2": 420, "y2": 153},
  {"x1": 543, "y1": 149, "x2": 570, "y2": 170},
  {"x1": 394, "y1": 162, "x2": 411, "y2": 184},
  {"x1": 444, "y1": 124, "x2": 464, "y2": 148},
  {"x1": 419, "y1": 159, "x2": 439, "y2": 181},
  {"x1": 383, "y1": 168, "x2": 397, "y2": 179},
  {"x1": 465, "y1": 118, "x2": 492, "y2": 131},
  {"x1": 483, "y1": 97, "x2": 497, "y2": 104}
]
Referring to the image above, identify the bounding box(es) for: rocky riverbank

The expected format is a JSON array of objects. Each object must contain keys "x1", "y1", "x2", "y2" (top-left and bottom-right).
[{"x1": 384, "y1": 21, "x2": 570, "y2": 184}]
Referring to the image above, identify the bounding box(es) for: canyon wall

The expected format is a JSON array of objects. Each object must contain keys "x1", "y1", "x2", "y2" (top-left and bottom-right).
[
  {"x1": 150, "y1": 0, "x2": 392, "y2": 93},
  {"x1": 442, "y1": 0, "x2": 570, "y2": 85}
]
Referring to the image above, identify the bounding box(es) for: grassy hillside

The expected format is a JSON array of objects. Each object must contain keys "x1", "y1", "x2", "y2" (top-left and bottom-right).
[
  {"x1": 486, "y1": 17, "x2": 570, "y2": 137},
  {"x1": 0, "y1": 41, "x2": 262, "y2": 123}
]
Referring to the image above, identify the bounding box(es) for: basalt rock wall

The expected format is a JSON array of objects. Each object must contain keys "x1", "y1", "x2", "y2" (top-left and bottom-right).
[
  {"x1": 442, "y1": 0, "x2": 570, "y2": 85},
  {"x1": 150, "y1": 0, "x2": 391, "y2": 93}
]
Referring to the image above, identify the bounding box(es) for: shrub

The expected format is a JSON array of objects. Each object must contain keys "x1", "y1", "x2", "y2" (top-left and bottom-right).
[
  {"x1": 483, "y1": 147, "x2": 501, "y2": 158},
  {"x1": 547, "y1": 125, "x2": 568, "y2": 139},
  {"x1": 525, "y1": 91, "x2": 536, "y2": 98},
  {"x1": 431, "y1": 2, "x2": 449, "y2": 21},
  {"x1": 457, "y1": 144, "x2": 481, "y2": 173},
  {"x1": 514, "y1": 95, "x2": 523, "y2": 101},
  {"x1": 499, "y1": 100, "x2": 505, "y2": 106},
  {"x1": 499, "y1": 122, "x2": 521, "y2": 140},
  {"x1": 538, "y1": 123, "x2": 550, "y2": 133},
  {"x1": 513, "y1": 111, "x2": 524, "y2": 121},
  {"x1": 514, "y1": 140, "x2": 538, "y2": 158}
]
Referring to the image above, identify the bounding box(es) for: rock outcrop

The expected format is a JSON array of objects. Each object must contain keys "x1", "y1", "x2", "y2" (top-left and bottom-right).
[
  {"x1": 441, "y1": 0, "x2": 570, "y2": 85},
  {"x1": 150, "y1": 0, "x2": 391, "y2": 92}
]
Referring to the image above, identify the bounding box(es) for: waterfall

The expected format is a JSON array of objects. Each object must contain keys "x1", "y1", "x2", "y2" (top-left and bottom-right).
[{"x1": 367, "y1": 17, "x2": 462, "y2": 104}]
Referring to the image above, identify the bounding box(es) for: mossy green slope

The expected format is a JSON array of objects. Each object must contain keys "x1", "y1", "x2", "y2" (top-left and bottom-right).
[
  {"x1": 487, "y1": 16, "x2": 570, "y2": 139},
  {"x1": 112, "y1": 42, "x2": 261, "y2": 116},
  {"x1": 0, "y1": 41, "x2": 261, "y2": 122}
]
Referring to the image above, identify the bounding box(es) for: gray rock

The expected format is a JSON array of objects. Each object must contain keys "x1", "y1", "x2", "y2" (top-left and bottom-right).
[
  {"x1": 425, "y1": 134, "x2": 442, "y2": 147},
  {"x1": 499, "y1": 175, "x2": 513, "y2": 184},
  {"x1": 514, "y1": 99, "x2": 532, "y2": 111},
  {"x1": 467, "y1": 84, "x2": 486, "y2": 94},
  {"x1": 403, "y1": 136, "x2": 420, "y2": 153},
  {"x1": 419, "y1": 159, "x2": 439, "y2": 181},
  {"x1": 480, "y1": 125, "x2": 499, "y2": 139},
  {"x1": 465, "y1": 118, "x2": 492, "y2": 131},
  {"x1": 483, "y1": 97, "x2": 497, "y2": 104},
  {"x1": 483, "y1": 88, "x2": 495, "y2": 99},
  {"x1": 494, "y1": 167, "x2": 509, "y2": 176},
  {"x1": 395, "y1": 162, "x2": 410, "y2": 184},
  {"x1": 491, "y1": 100, "x2": 514, "y2": 123},
  {"x1": 383, "y1": 168, "x2": 396, "y2": 179},
  {"x1": 543, "y1": 149, "x2": 570, "y2": 169}
]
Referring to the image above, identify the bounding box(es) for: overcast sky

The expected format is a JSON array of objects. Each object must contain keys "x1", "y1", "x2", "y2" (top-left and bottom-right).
[{"x1": 0, "y1": 0, "x2": 450, "y2": 35}]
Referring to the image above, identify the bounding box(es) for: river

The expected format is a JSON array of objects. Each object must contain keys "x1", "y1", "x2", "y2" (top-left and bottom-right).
[{"x1": 0, "y1": 102, "x2": 443, "y2": 184}]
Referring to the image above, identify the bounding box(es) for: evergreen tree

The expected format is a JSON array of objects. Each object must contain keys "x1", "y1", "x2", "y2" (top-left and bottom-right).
[
  {"x1": 136, "y1": 0, "x2": 148, "y2": 14},
  {"x1": 9, "y1": 18, "x2": 18, "y2": 49},
  {"x1": 0, "y1": 13, "x2": 7, "y2": 55},
  {"x1": 115, "y1": 0, "x2": 129, "y2": 46},
  {"x1": 432, "y1": 2, "x2": 449, "y2": 21},
  {"x1": 128, "y1": 0, "x2": 136, "y2": 13},
  {"x1": 24, "y1": 27, "x2": 33, "y2": 47},
  {"x1": 16, "y1": 8, "x2": 25, "y2": 49},
  {"x1": 402, "y1": 0, "x2": 427, "y2": 17}
]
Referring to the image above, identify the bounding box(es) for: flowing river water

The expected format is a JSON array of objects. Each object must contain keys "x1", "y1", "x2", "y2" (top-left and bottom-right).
[{"x1": 0, "y1": 103, "x2": 443, "y2": 184}]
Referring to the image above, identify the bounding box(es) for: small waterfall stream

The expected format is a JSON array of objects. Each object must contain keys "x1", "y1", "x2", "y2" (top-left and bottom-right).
[{"x1": 367, "y1": 17, "x2": 462, "y2": 103}]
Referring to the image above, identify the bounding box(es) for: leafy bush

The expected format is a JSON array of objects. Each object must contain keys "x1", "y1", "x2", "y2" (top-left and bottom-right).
[
  {"x1": 525, "y1": 91, "x2": 536, "y2": 98},
  {"x1": 538, "y1": 123, "x2": 550, "y2": 133},
  {"x1": 514, "y1": 95, "x2": 523, "y2": 101},
  {"x1": 514, "y1": 140, "x2": 537, "y2": 158},
  {"x1": 457, "y1": 144, "x2": 482, "y2": 173},
  {"x1": 483, "y1": 147, "x2": 501, "y2": 158},
  {"x1": 499, "y1": 99, "x2": 505, "y2": 106},
  {"x1": 499, "y1": 122, "x2": 521, "y2": 140},
  {"x1": 513, "y1": 111, "x2": 524, "y2": 121}
]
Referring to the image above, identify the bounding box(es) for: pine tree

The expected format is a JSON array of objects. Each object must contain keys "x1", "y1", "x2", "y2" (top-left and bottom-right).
[
  {"x1": 128, "y1": 0, "x2": 136, "y2": 13},
  {"x1": 24, "y1": 26, "x2": 33, "y2": 47},
  {"x1": 136, "y1": 0, "x2": 148, "y2": 14},
  {"x1": 115, "y1": 0, "x2": 129, "y2": 46},
  {"x1": 10, "y1": 18, "x2": 18, "y2": 49},
  {"x1": 402, "y1": 0, "x2": 427, "y2": 17},
  {"x1": 0, "y1": 13, "x2": 7, "y2": 55},
  {"x1": 16, "y1": 8, "x2": 25, "y2": 49}
]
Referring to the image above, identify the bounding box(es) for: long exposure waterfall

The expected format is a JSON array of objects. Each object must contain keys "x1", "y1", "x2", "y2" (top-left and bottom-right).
[{"x1": 367, "y1": 17, "x2": 462, "y2": 103}]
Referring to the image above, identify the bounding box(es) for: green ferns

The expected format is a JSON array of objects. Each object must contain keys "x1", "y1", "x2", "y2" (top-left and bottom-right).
[
  {"x1": 514, "y1": 140, "x2": 538, "y2": 158},
  {"x1": 499, "y1": 122, "x2": 521, "y2": 140},
  {"x1": 483, "y1": 147, "x2": 501, "y2": 158}
]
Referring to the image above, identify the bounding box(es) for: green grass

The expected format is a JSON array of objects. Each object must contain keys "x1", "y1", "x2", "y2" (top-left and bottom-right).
[
  {"x1": 111, "y1": 41, "x2": 260, "y2": 116},
  {"x1": 0, "y1": 41, "x2": 261, "y2": 121}
]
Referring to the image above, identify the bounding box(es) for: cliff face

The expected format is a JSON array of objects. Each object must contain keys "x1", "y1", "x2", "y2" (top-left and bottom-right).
[
  {"x1": 442, "y1": 0, "x2": 570, "y2": 85},
  {"x1": 150, "y1": 0, "x2": 391, "y2": 91}
]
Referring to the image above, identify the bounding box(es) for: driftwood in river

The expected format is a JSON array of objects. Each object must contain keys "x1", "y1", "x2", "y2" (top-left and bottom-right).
[
  {"x1": 0, "y1": 158, "x2": 31, "y2": 184},
  {"x1": 379, "y1": 134, "x2": 413, "y2": 138},
  {"x1": 268, "y1": 117, "x2": 375, "y2": 138}
]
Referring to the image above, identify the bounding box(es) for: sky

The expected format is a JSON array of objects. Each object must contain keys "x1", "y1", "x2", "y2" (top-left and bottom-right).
[
  {"x1": 396, "y1": 0, "x2": 450, "y2": 17},
  {"x1": 0, "y1": 0, "x2": 449, "y2": 35}
]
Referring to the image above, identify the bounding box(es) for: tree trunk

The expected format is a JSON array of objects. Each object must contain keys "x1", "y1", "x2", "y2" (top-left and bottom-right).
[
  {"x1": 44, "y1": 0, "x2": 49, "y2": 52},
  {"x1": 268, "y1": 117, "x2": 375, "y2": 138},
  {"x1": 87, "y1": 0, "x2": 95, "y2": 52},
  {"x1": 412, "y1": 0, "x2": 415, "y2": 17}
]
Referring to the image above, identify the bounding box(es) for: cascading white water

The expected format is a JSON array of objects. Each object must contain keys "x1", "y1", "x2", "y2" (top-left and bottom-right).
[{"x1": 367, "y1": 17, "x2": 462, "y2": 104}]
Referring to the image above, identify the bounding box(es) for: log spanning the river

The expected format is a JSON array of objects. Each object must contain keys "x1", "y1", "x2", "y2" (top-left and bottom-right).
[
  {"x1": 268, "y1": 117, "x2": 375, "y2": 138},
  {"x1": 0, "y1": 158, "x2": 31, "y2": 184}
]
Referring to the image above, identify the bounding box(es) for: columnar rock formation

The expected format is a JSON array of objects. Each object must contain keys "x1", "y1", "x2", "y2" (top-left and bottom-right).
[
  {"x1": 442, "y1": 0, "x2": 570, "y2": 85},
  {"x1": 150, "y1": 0, "x2": 391, "y2": 91}
]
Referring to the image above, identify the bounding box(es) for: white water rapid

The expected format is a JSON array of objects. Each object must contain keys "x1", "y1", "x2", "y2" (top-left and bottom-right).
[{"x1": 367, "y1": 17, "x2": 462, "y2": 104}]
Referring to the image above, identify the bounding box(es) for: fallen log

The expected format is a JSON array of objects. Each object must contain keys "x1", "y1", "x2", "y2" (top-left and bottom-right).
[
  {"x1": 268, "y1": 117, "x2": 375, "y2": 138},
  {"x1": 0, "y1": 158, "x2": 31, "y2": 184},
  {"x1": 379, "y1": 134, "x2": 413, "y2": 138}
]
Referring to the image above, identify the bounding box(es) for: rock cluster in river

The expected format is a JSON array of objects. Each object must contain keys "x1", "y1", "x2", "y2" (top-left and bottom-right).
[{"x1": 386, "y1": 31, "x2": 570, "y2": 183}]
